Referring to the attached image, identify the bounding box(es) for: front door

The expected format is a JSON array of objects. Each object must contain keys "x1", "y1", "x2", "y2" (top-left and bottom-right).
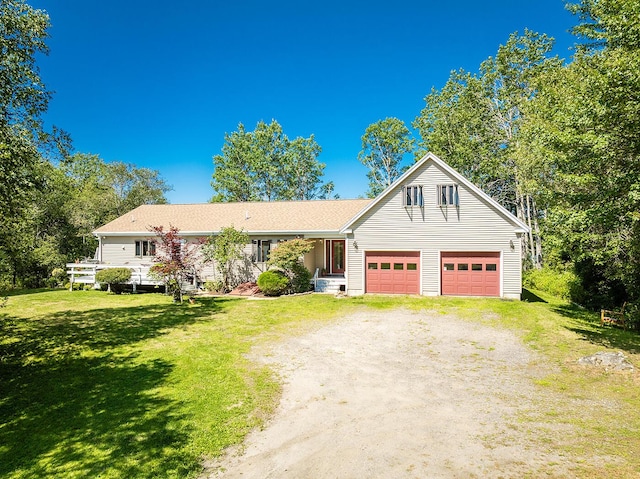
[{"x1": 328, "y1": 240, "x2": 345, "y2": 274}]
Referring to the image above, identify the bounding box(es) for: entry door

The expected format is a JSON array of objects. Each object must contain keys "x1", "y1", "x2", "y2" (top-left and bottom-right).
[{"x1": 331, "y1": 240, "x2": 345, "y2": 274}]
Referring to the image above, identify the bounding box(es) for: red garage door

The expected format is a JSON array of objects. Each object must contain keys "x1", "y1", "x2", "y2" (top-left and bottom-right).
[
  {"x1": 441, "y1": 252, "x2": 500, "y2": 297},
  {"x1": 366, "y1": 252, "x2": 420, "y2": 294}
]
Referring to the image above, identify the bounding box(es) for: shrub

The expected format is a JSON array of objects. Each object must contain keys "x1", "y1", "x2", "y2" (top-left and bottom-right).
[
  {"x1": 290, "y1": 263, "x2": 312, "y2": 293},
  {"x1": 204, "y1": 280, "x2": 225, "y2": 293},
  {"x1": 523, "y1": 267, "x2": 583, "y2": 301},
  {"x1": 267, "y1": 239, "x2": 314, "y2": 295},
  {"x1": 95, "y1": 268, "x2": 131, "y2": 293},
  {"x1": 257, "y1": 270, "x2": 289, "y2": 296}
]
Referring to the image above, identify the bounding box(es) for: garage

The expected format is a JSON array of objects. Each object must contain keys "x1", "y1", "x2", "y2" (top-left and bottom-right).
[
  {"x1": 441, "y1": 252, "x2": 500, "y2": 296},
  {"x1": 365, "y1": 252, "x2": 420, "y2": 294}
]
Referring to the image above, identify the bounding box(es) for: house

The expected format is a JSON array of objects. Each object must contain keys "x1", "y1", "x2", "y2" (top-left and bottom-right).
[{"x1": 68, "y1": 153, "x2": 529, "y2": 298}]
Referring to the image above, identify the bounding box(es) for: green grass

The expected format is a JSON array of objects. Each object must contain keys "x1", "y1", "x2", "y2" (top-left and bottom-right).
[{"x1": 1, "y1": 289, "x2": 639, "y2": 478}]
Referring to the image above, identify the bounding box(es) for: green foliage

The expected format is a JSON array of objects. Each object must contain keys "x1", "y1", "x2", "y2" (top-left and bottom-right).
[
  {"x1": 358, "y1": 117, "x2": 415, "y2": 198},
  {"x1": 95, "y1": 268, "x2": 131, "y2": 294},
  {"x1": 290, "y1": 263, "x2": 312, "y2": 294},
  {"x1": 523, "y1": 268, "x2": 583, "y2": 301},
  {"x1": 267, "y1": 238, "x2": 314, "y2": 271},
  {"x1": 525, "y1": 0, "x2": 640, "y2": 308},
  {"x1": 414, "y1": 30, "x2": 560, "y2": 269},
  {"x1": 204, "y1": 280, "x2": 225, "y2": 293},
  {"x1": 62, "y1": 153, "x2": 171, "y2": 236},
  {"x1": 267, "y1": 238, "x2": 313, "y2": 294},
  {"x1": 257, "y1": 270, "x2": 290, "y2": 296},
  {"x1": 95, "y1": 268, "x2": 132, "y2": 285},
  {"x1": 202, "y1": 226, "x2": 249, "y2": 292},
  {"x1": 211, "y1": 120, "x2": 333, "y2": 202}
]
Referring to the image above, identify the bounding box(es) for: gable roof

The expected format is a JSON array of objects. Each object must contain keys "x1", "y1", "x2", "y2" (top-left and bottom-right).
[
  {"x1": 94, "y1": 199, "x2": 372, "y2": 236},
  {"x1": 340, "y1": 152, "x2": 530, "y2": 233}
]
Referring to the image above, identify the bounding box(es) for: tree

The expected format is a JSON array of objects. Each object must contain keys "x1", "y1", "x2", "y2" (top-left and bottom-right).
[
  {"x1": 62, "y1": 153, "x2": 171, "y2": 239},
  {"x1": 211, "y1": 120, "x2": 333, "y2": 202},
  {"x1": 201, "y1": 226, "x2": 249, "y2": 292},
  {"x1": 148, "y1": 226, "x2": 201, "y2": 303},
  {"x1": 358, "y1": 118, "x2": 415, "y2": 198},
  {"x1": 524, "y1": 0, "x2": 640, "y2": 307},
  {"x1": 414, "y1": 30, "x2": 561, "y2": 269},
  {"x1": 267, "y1": 238, "x2": 314, "y2": 293}
]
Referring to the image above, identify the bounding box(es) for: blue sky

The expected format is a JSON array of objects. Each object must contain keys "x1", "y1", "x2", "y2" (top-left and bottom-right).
[{"x1": 33, "y1": 0, "x2": 577, "y2": 203}]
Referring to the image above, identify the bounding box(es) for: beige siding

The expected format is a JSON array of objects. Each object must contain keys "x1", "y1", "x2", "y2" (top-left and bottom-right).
[{"x1": 348, "y1": 162, "x2": 523, "y2": 297}]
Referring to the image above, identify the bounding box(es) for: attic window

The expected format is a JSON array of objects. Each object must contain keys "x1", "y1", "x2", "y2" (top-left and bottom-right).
[
  {"x1": 403, "y1": 185, "x2": 423, "y2": 207},
  {"x1": 438, "y1": 184, "x2": 459, "y2": 206}
]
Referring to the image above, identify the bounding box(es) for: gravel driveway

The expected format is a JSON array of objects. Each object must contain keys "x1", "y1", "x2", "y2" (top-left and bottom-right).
[{"x1": 204, "y1": 309, "x2": 578, "y2": 478}]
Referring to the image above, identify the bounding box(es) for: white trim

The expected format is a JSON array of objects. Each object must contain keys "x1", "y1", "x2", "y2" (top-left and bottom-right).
[
  {"x1": 340, "y1": 152, "x2": 530, "y2": 233},
  {"x1": 94, "y1": 229, "x2": 347, "y2": 237},
  {"x1": 500, "y1": 251, "x2": 504, "y2": 298}
]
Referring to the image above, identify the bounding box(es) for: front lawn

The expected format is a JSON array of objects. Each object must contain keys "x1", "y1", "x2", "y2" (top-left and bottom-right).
[{"x1": 1, "y1": 290, "x2": 639, "y2": 478}]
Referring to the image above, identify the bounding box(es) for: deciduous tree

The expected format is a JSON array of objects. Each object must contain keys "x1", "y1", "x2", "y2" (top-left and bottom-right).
[
  {"x1": 149, "y1": 226, "x2": 201, "y2": 303},
  {"x1": 211, "y1": 120, "x2": 333, "y2": 202},
  {"x1": 414, "y1": 30, "x2": 561, "y2": 269},
  {"x1": 202, "y1": 226, "x2": 249, "y2": 292},
  {"x1": 358, "y1": 118, "x2": 415, "y2": 198}
]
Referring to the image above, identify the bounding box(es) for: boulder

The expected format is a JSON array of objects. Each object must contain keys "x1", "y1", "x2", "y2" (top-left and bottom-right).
[{"x1": 577, "y1": 351, "x2": 634, "y2": 371}]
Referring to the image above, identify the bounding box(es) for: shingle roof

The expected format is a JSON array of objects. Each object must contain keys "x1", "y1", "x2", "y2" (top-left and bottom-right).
[{"x1": 94, "y1": 199, "x2": 372, "y2": 235}]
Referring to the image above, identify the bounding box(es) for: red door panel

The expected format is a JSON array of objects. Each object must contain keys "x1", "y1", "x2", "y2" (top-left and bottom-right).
[
  {"x1": 365, "y1": 252, "x2": 420, "y2": 294},
  {"x1": 441, "y1": 252, "x2": 500, "y2": 297}
]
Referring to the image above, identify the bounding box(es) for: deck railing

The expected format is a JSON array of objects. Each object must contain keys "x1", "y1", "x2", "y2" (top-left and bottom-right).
[{"x1": 66, "y1": 263, "x2": 163, "y2": 291}]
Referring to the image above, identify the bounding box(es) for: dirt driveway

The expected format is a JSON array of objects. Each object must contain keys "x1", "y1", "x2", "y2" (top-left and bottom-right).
[{"x1": 204, "y1": 309, "x2": 580, "y2": 478}]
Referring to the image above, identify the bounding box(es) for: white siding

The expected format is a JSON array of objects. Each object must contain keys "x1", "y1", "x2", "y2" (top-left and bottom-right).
[
  {"x1": 347, "y1": 162, "x2": 523, "y2": 298},
  {"x1": 100, "y1": 234, "x2": 312, "y2": 285}
]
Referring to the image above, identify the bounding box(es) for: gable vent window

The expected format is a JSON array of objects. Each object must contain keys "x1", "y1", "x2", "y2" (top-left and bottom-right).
[
  {"x1": 438, "y1": 184, "x2": 459, "y2": 206},
  {"x1": 403, "y1": 185, "x2": 423, "y2": 207}
]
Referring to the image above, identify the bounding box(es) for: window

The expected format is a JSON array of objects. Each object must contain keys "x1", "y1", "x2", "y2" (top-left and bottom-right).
[
  {"x1": 368, "y1": 263, "x2": 378, "y2": 270},
  {"x1": 252, "y1": 240, "x2": 271, "y2": 262},
  {"x1": 403, "y1": 185, "x2": 423, "y2": 207},
  {"x1": 437, "y1": 184, "x2": 459, "y2": 206},
  {"x1": 486, "y1": 264, "x2": 497, "y2": 271},
  {"x1": 443, "y1": 263, "x2": 454, "y2": 271},
  {"x1": 381, "y1": 263, "x2": 391, "y2": 270},
  {"x1": 472, "y1": 264, "x2": 482, "y2": 271},
  {"x1": 407, "y1": 263, "x2": 417, "y2": 271},
  {"x1": 394, "y1": 263, "x2": 404, "y2": 270},
  {"x1": 458, "y1": 263, "x2": 469, "y2": 271},
  {"x1": 135, "y1": 240, "x2": 156, "y2": 257}
]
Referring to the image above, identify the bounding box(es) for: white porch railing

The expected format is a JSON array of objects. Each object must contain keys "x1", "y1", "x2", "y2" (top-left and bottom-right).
[
  {"x1": 66, "y1": 263, "x2": 163, "y2": 291},
  {"x1": 312, "y1": 268, "x2": 346, "y2": 293}
]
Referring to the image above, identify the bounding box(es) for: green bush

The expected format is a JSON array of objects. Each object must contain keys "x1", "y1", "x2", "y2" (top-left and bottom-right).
[
  {"x1": 290, "y1": 263, "x2": 312, "y2": 293},
  {"x1": 95, "y1": 268, "x2": 131, "y2": 293},
  {"x1": 204, "y1": 280, "x2": 225, "y2": 293},
  {"x1": 257, "y1": 270, "x2": 290, "y2": 296},
  {"x1": 523, "y1": 267, "x2": 583, "y2": 301}
]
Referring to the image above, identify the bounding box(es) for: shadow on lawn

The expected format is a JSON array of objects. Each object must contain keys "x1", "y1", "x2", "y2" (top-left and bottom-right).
[
  {"x1": 0, "y1": 295, "x2": 235, "y2": 478},
  {"x1": 553, "y1": 303, "x2": 640, "y2": 354}
]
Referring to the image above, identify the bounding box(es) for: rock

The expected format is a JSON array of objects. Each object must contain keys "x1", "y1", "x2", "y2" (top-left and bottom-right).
[{"x1": 577, "y1": 351, "x2": 634, "y2": 371}]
